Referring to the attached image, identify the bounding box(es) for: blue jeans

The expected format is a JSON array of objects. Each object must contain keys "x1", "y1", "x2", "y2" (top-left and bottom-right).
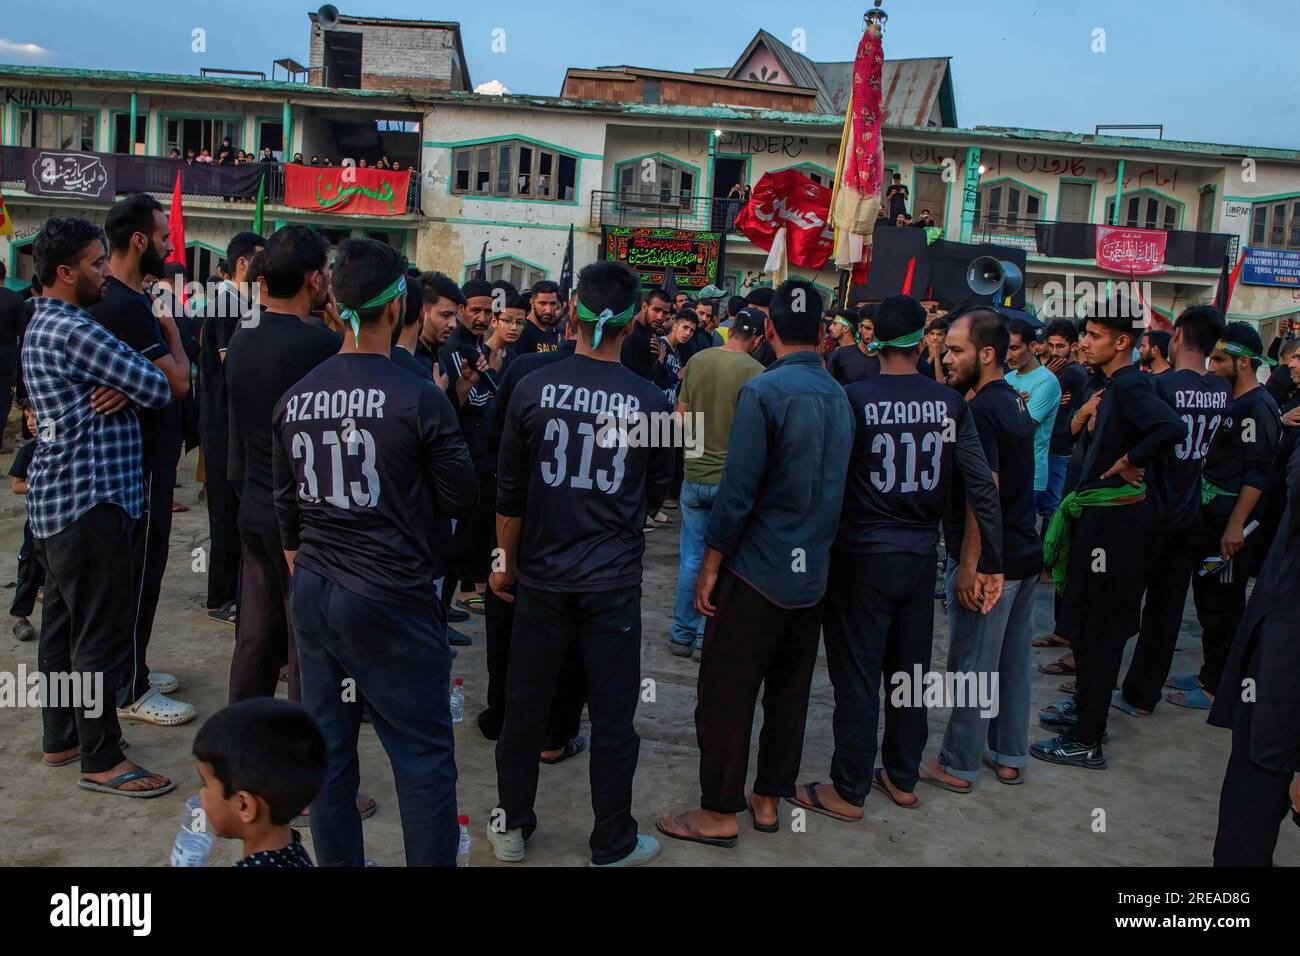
[
  {"x1": 939, "y1": 559, "x2": 1039, "y2": 783},
  {"x1": 671, "y1": 480, "x2": 717, "y2": 650}
]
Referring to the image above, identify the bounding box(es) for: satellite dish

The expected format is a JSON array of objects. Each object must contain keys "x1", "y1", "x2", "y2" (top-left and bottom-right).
[{"x1": 317, "y1": 4, "x2": 340, "y2": 30}]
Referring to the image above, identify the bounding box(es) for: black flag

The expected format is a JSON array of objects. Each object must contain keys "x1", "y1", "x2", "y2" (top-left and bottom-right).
[
  {"x1": 559, "y1": 224, "x2": 574, "y2": 300},
  {"x1": 662, "y1": 264, "x2": 679, "y2": 300},
  {"x1": 475, "y1": 241, "x2": 488, "y2": 280}
]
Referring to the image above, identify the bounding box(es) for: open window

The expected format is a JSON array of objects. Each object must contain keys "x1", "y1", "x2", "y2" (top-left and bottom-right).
[
  {"x1": 1105, "y1": 190, "x2": 1181, "y2": 231},
  {"x1": 451, "y1": 139, "x2": 577, "y2": 202},
  {"x1": 614, "y1": 155, "x2": 695, "y2": 209},
  {"x1": 16, "y1": 109, "x2": 98, "y2": 151}
]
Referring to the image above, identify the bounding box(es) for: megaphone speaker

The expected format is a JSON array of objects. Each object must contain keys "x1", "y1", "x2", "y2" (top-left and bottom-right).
[
  {"x1": 318, "y1": 4, "x2": 340, "y2": 29},
  {"x1": 998, "y1": 260, "x2": 1024, "y2": 298},
  {"x1": 966, "y1": 255, "x2": 1003, "y2": 296}
]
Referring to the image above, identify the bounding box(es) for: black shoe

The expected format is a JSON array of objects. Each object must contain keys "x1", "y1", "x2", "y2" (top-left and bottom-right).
[
  {"x1": 447, "y1": 627, "x2": 473, "y2": 646},
  {"x1": 477, "y1": 709, "x2": 501, "y2": 741},
  {"x1": 1029, "y1": 733, "x2": 1106, "y2": 769},
  {"x1": 447, "y1": 606, "x2": 470, "y2": 623}
]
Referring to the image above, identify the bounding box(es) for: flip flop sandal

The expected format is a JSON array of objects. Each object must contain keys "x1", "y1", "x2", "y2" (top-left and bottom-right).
[
  {"x1": 78, "y1": 768, "x2": 176, "y2": 798},
  {"x1": 294, "y1": 795, "x2": 379, "y2": 828},
  {"x1": 170, "y1": 501, "x2": 189, "y2": 513},
  {"x1": 1110, "y1": 689, "x2": 1151, "y2": 718},
  {"x1": 149, "y1": 672, "x2": 181, "y2": 694},
  {"x1": 117, "y1": 687, "x2": 196, "y2": 726},
  {"x1": 1058, "y1": 680, "x2": 1076, "y2": 695},
  {"x1": 1037, "y1": 658, "x2": 1076, "y2": 676},
  {"x1": 1165, "y1": 687, "x2": 1213, "y2": 710},
  {"x1": 540, "y1": 735, "x2": 586, "y2": 765},
  {"x1": 785, "y1": 782, "x2": 863, "y2": 823},
  {"x1": 1165, "y1": 674, "x2": 1201, "y2": 692},
  {"x1": 455, "y1": 595, "x2": 486, "y2": 615},
  {"x1": 981, "y1": 754, "x2": 1024, "y2": 785},
  {"x1": 655, "y1": 814, "x2": 737, "y2": 848},
  {"x1": 747, "y1": 795, "x2": 779, "y2": 833},
  {"x1": 1032, "y1": 634, "x2": 1071, "y2": 648},
  {"x1": 871, "y1": 769, "x2": 921, "y2": 809},
  {"x1": 207, "y1": 601, "x2": 236, "y2": 626},
  {"x1": 918, "y1": 766, "x2": 973, "y2": 794}
]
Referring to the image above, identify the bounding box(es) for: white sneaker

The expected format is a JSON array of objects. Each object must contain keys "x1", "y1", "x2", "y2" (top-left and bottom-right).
[
  {"x1": 487, "y1": 823, "x2": 525, "y2": 862},
  {"x1": 149, "y1": 672, "x2": 181, "y2": 694},
  {"x1": 117, "y1": 687, "x2": 196, "y2": 726},
  {"x1": 590, "y1": 834, "x2": 661, "y2": 867}
]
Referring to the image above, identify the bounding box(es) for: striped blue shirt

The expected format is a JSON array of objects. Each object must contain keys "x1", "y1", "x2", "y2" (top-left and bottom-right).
[{"x1": 22, "y1": 297, "x2": 172, "y2": 538}]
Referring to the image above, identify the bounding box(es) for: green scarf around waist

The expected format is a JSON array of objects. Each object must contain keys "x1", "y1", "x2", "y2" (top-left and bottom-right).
[
  {"x1": 1201, "y1": 478, "x2": 1237, "y2": 507},
  {"x1": 1043, "y1": 483, "x2": 1147, "y2": 594}
]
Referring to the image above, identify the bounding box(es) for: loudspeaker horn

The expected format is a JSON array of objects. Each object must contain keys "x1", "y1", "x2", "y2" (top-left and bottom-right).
[
  {"x1": 966, "y1": 256, "x2": 1003, "y2": 296},
  {"x1": 317, "y1": 4, "x2": 340, "y2": 29}
]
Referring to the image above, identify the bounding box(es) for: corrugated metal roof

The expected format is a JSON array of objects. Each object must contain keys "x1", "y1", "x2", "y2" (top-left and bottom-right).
[{"x1": 880, "y1": 58, "x2": 952, "y2": 127}]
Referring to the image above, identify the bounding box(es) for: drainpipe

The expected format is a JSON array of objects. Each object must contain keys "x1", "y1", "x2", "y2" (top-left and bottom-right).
[
  {"x1": 129, "y1": 92, "x2": 138, "y2": 154},
  {"x1": 282, "y1": 101, "x2": 292, "y2": 158},
  {"x1": 1111, "y1": 159, "x2": 1125, "y2": 225}
]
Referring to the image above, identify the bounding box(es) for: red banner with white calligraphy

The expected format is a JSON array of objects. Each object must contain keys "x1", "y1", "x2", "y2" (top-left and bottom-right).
[
  {"x1": 283, "y1": 164, "x2": 411, "y2": 216},
  {"x1": 734, "y1": 168, "x2": 836, "y2": 270},
  {"x1": 1095, "y1": 225, "x2": 1167, "y2": 275}
]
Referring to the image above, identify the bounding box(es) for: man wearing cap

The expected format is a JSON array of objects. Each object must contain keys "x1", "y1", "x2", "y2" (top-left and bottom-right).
[
  {"x1": 667, "y1": 307, "x2": 766, "y2": 660},
  {"x1": 744, "y1": 287, "x2": 777, "y2": 368},
  {"x1": 1166, "y1": 322, "x2": 1281, "y2": 710},
  {"x1": 656, "y1": 280, "x2": 853, "y2": 847},
  {"x1": 489, "y1": 261, "x2": 673, "y2": 867},
  {"x1": 273, "y1": 238, "x2": 477, "y2": 866},
  {"x1": 792, "y1": 295, "x2": 1003, "y2": 818}
]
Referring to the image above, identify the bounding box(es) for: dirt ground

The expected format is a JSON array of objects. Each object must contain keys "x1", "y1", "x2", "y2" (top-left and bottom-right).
[{"x1": 0, "y1": 447, "x2": 1293, "y2": 868}]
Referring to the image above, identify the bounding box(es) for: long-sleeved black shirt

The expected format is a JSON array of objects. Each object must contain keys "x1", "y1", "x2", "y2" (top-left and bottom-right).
[
  {"x1": 1202, "y1": 384, "x2": 1282, "y2": 519},
  {"x1": 1074, "y1": 363, "x2": 1186, "y2": 494},
  {"x1": 839, "y1": 370, "x2": 1003, "y2": 574},
  {"x1": 496, "y1": 353, "x2": 673, "y2": 592},
  {"x1": 438, "y1": 322, "x2": 503, "y2": 474},
  {"x1": 272, "y1": 353, "x2": 477, "y2": 606}
]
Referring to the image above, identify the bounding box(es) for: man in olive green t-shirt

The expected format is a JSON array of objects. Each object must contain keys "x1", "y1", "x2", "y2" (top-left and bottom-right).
[{"x1": 669, "y1": 309, "x2": 766, "y2": 658}]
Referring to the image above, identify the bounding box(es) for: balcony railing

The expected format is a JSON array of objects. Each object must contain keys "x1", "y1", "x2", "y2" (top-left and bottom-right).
[
  {"x1": 968, "y1": 215, "x2": 1238, "y2": 269},
  {"x1": 0, "y1": 145, "x2": 420, "y2": 215},
  {"x1": 590, "y1": 190, "x2": 747, "y2": 234}
]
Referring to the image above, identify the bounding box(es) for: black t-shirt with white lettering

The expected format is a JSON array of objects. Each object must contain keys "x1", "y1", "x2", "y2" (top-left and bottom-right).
[
  {"x1": 497, "y1": 353, "x2": 674, "y2": 591},
  {"x1": 1202, "y1": 384, "x2": 1282, "y2": 519},
  {"x1": 838, "y1": 371, "x2": 1003, "y2": 572},
  {"x1": 943, "y1": 379, "x2": 1041, "y2": 580},
  {"x1": 513, "y1": 319, "x2": 564, "y2": 356},
  {"x1": 90, "y1": 276, "x2": 180, "y2": 477},
  {"x1": 1074, "y1": 364, "x2": 1186, "y2": 494},
  {"x1": 271, "y1": 353, "x2": 477, "y2": 606},
  {"x1": 1148, "y1": 369, "x2": 1230, "y2": 530},
  {"x1": 827, "y1": 345, "x2": 881, "y2": 386}
]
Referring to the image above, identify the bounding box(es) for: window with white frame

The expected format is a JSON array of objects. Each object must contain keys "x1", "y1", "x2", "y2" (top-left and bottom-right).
[
  {"x1": 1105, "y1": 190, "x2": 1181, "y2": 231},
  {"x1": 17, "y1": 109, "x2": 97, "y2": 151},
  {"x1": 451, "y1": 139, "x2": 578, "y2": 202},
  {"x1": 974, "y1": 180, "x2": 1044, "y2": 234},
  {"x1": 615, "y1": 156, "x2": 696, "y2": 208},
  {"x1": 463, "y1": 257, "x2": 548, "y2": 289}
]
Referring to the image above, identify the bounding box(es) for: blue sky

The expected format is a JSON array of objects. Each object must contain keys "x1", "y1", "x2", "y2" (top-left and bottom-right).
[{"x1": 3, "y1": 0, "x2": 1296, "y2": 148}]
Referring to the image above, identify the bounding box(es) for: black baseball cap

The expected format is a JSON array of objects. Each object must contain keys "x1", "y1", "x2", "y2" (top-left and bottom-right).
[{"x1": 734, "y1": 308, "x2": 765, "y2": 336}]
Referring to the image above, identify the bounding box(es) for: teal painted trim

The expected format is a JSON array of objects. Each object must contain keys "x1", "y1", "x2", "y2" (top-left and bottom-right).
[
  {"x1": 977, "y1": 175, "x2": 1048, "y2": 203},
  {"x1": 6, "y1": 232, "x2": 39, "y2": 285},
  {"x1": 446, "y1": 137, "x2": 584, "y2": 206},
  {"x1": 1111, "y1": 160, "x2": 1125, "y2": 226},
  {"x1": 913, "y1": 163, "x2": 954, "y2": 239},
  {"x1": 7, "y1": 103, "x2": 101, "y2": 151},
  {"x1": 1105, "y1": 185, "x2": 1187, "y2": 230},
  {"x1": 108, "y1": 109, "x2": 150, "y2": 154},
  {"x1": 612, "y1": 151, "x2": 704, "y2": 200},
  {"x1": 959, "y1": 147, "x2": 980, "y2": 243},
  {"x1": 441, "y1": 217, "x2": 587, "y2": 232},
  {"x1": 1054, "y1": 176, "x2": 1098, "y2": 223},
  {"x1": 1227, "y1": 306, "x2": 1300, "y2": 321},
  {"x1": 186, "y1": 239, "x2": 227, "y2": 256},
  {"x1": 460, "y1": 253, "x2": 552, "y2": 282},
  {"x1": 157, "y1": 110, "x2": 245, "y2": 157},
  {"x1": 1223, "y1": 191, "x2": 1300, "y2": 205},
  {"x1": 425, "y1": 134, "x2": 602, "y2": 161},
  {"x1": 282, "y1": 102, "x2": 292, "y2": 159},
  {"x1": 709, "y1": 150, "x2": 751, "y2": 201},
  {"x1": 452, "y1": 193, "x2": 580, "y2": 208},
  {"x1": 772, "y1": 161, "x2": 835, "y2": 182},
  {"x1": 128, "y1": 93, "x2": 137, "y2": 155},
  {"x1": 253, "y1": 115, "x2": 281, "y2": 154}
]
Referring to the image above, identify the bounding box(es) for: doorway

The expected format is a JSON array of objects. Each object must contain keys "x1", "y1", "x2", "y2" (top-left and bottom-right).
[{"x1": 712, "y1": 156, "x2": 747, "y2": 232}]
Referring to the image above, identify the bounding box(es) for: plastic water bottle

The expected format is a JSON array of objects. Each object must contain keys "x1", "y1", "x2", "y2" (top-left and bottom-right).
[
  {"x1": 169, "y1": 794, "x2": 214, "y2": 867},
  {"x1": 457, "y1": 815, "x2": 471, "y2": 867},
  {"x1": 450, "y1": 678, "x2": 464, "y2": 724}
]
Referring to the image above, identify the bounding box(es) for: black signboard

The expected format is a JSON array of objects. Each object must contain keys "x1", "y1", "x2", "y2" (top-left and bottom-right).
[
  {"x1": 601, "y1": 226, "x2": 726, "y2": 290},
  {"x1": 24, "y1": 149, "x2": 114, "y2": 200}
]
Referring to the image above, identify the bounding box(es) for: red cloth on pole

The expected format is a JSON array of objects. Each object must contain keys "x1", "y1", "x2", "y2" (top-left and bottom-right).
[
  {"x1": 734, "y1": 169, "x2": 835, "y2": 270},
  {"x1": 167, "y1": 170, "x2": 187, "y2": 310}
]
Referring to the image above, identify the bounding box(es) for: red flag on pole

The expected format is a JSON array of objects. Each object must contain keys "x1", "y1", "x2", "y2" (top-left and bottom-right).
[
  {"x1": 1213, "y1": 252, "x2": 1245, "y2": 316},
  {"x1": 167, "y1": 170, "x2": 188, "y2": 311}
]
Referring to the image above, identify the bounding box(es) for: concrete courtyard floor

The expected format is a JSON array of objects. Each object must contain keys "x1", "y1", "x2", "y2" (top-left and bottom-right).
[{"x1": 0, "y1": 447, "x2": 1292, "y2": 868}]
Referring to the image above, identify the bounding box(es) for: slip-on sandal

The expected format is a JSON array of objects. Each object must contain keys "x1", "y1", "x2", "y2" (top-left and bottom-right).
[
  {"x1": 1165, "y1": 686, "x2": 1213, "y2": 710},
  {"x1": 78, "y1": 768, "x2": 175, "y2": 798},
  {"x1": 747, "y1": 794, "x2": 779, "y2": 833},
  {"x1": 785, "y1": 782, "x2": 863, "y2": 822},
  {"x1": 540, "y1": 735, "x2": 586, "y2": 765},
  {"x1": 918, "y1": 766, "x2": 973, "y2": 794},
  {"x1": 655, "y1": 814, "x2": 737, "y2": 848},
  {"x1": 871, "y1": 768, "x2": 921, "y2": 809},
  {"x1": 117, "y1": 687, "x2": 196, "y2": 726},
  {"x1": 981, "y1": 754, "x2": 1023, "y2": 785}
]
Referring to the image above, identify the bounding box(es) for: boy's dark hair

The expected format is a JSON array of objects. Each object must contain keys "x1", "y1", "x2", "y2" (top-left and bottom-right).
[
  {"x1": 726, "y1": 294, "x2": 748, "y2": 318},
  {"x1": 332, "y1": 238, "x2": 407, "y2": 324},
  {"x1": 1143, "y1": 329, "x2": 1172, "y2": 359},
  {"x1": 953, "y1": 307, "x2": 1009, "y2": 365},
  {"x1": 768, "y1": 279, "x2": 823, "y2": 345},
  {"x1": 1083, "y1": 296, "x2": 1142, "y2": 336},
  {"x1": 645, "y1": 286, "x2": 673, "y2": 308},
  {"x1": 576, "y1": 260, "x2": 640, "y2": 316},
  {"x1": 926, "y1": 316, "x2": 950, "y2": 335},
  {"x1": 499, "y1": 290, "x2": 527, "y2": 312},
  {"x1": 1044, "y1": 318, "x2": 1079, "y2": 344},
  {"x1": 873, "y1": 295, "x2": 927, "y2": 354},
  {"x1": 226, "y1": 231, "x2": 265, "y2": 272},
  {"x1": 461, "y1": 278, "x2": 493, "y2": 300},
  {"x1": 1222, "y1": 320, "x2": 1265, "y2": 369},
  {"x1": 1006, "y1": 318, "x2": 1037, "y2": 345},
  {"x1": 260, "y1": 225, "x2": 330, "y2": 298},
  {"x1": 192, "y1": 699, "x2": 326, "y2": 825},
  {"x1": 489, "y1": 278, "x2": 519, "y2": 297},
  {"x1": 674, "y1": 308, "x2": 698, "y2": 326},
  {"x1": 402, "y1": 264, "x2": 424, "y2": 328},
  {"x1": 245, "y1": 249, "x2": 266, "y2": 285},
  {"x1": 33, "y1": 217, "x2": 106, "y2": 287},
  {"x1": 745, "y1": 286, "x2": 775, "y2": 308},
  {"x1": 1174, "y1": 304, "x2": 1224, "y2": 355},
  {"x1": 104, "y1": 194, "x2": 164, "y2": 255},
  {"x1": 531, "y1": 279, "x2": 559, "y2": 297},
  {"x1": 420, "y1": 271, "x2": 466, "y2": 307}
]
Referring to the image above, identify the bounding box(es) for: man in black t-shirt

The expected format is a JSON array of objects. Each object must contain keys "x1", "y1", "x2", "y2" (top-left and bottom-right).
[
  {"x1": 922, "y1": 308, "x2": 1041, "y2": 790},
  {"x1": 620, "y1": 286, "x2": 672, "y2": 380},
  {"x1": 1042, "y1": 319, "x2": 1090, "y2": 521},
  {"x1": 414, "y1": 272, "x2": 464, "y2": 376},
  {"x1": 273, "y1": 239, "x2": 477, "y2": 867},
  {"x1": 198, "y1": 231, "x2": 264, "y2": 623},
  {"x1": 489, "y1": 261, "x2": 673, "y2": 867},
  {"x1": 1119, "y1": 306, "x2": 1229, "y2": 715},
  {"x1": 512, "y1": 279, "x2": 563, "y2": 355},
  {"x1": 225, "y1": 225, "x2": 342, "y2": 704},
  {"x1": 743, "y1": 287, "x2": 777, "y2": 368},
  {"x1": 826, "y1": 308, "x2": 881, "y2": 385},
  {"x1": 792, "y1": 296, "x2": 1003, "y2": 819},
  {"x1": 90, "y1": 194, "x2": 193, "y2": 725},
  {"x1": 8, "y1": 409, "x2": 42, "y2": 642},
  {"x1": 0, "y1": 261, "x2": 22, "y2": 452}
]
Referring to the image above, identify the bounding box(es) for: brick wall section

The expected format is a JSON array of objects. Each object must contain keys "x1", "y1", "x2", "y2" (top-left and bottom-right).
[{"x1": 308, "y1": 24, "x2": 459, "y2": 92}]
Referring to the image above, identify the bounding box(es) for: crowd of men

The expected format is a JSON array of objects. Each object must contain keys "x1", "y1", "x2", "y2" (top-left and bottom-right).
[{"x1": 8, "y1": 192, "x2": 1300, "y2": 867}]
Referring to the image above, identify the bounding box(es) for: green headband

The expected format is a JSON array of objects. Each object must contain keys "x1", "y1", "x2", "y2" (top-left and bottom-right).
[
  {"x1": 576, "y1": 300, "x2": 637, "y2": 348},
  {"x1": 831, "y1": 316, "x2": 860, "y2": 343},
  {"x1": 338, "y1": 274, "x2": 407, "y2": 345},
  {"x1": 866, "y1": 327, "x2": 925, "y2": 353},
  {"x1": 1214, "y1": 338, "x2": 1276, "y2": 366}
]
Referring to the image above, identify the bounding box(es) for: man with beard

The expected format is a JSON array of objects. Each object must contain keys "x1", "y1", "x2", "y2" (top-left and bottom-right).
[
  {"x1": 225, "y1": 225, "x2": 342, "y2": 703},
  {"x1": 826, "y1": 307, "x2": 881, "y2": 386},
  {"x1": 1165, "y1": 323, "x2": 1281, "y2": 711},
  {"x1": 513, "y1": 279, "x2": 563, "y2": 354},
  {"x1": 621, "y1": 286, "x2": 673, "y2": 381},
  {"x1": 922, "y1": 308, "x2": 1041, "y2": 790},
  {"x1": 1033, "y1": 300, "x2": 1185, "y2": 769},
  {"x1": 415, "y1": 271, "x2": 462, "y2": 377},
  {"x1": 90, "y1": 195, "x2": 194, "y2": 728},
  {"x1": 1138, "y1": 329, "x2": 1172, "y2": 376},
  {"x1": 25, "y1": 216, "x2": 174, "y2": 795}
]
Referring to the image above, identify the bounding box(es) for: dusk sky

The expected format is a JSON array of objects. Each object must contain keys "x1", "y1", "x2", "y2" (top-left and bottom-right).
[{"x1": 3, "y1": 0, "x2": 1296, "y2": 149}]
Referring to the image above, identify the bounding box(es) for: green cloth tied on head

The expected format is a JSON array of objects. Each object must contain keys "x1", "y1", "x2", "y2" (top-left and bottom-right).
[
  {"x1": 1042, "y1": 483, "x2": 1147, "y2": 594},
  {"x1": 577, "y1": 299, "x2": 636, "y2": 348},
  {"x1": 866, "y1": 326, "x2": 925, "y2": 353},
  {"x1": 337, "y1": 274, "x2": 407, "y2": 345},
  {"x1": 1214, "y1": 338, "x2": 1276, "y2": 366}
]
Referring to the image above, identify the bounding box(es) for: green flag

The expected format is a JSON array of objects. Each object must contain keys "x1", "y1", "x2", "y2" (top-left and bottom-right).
[{"x1": 252, "y1": 173, "x2": 266, "y2": 236}]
